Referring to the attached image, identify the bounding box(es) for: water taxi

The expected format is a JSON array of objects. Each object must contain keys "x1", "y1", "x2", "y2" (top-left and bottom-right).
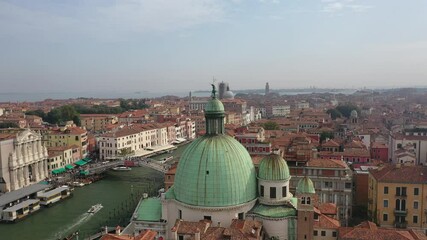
[{"x1": 87, "y1": 203, "x2": 103, "y2": 214}]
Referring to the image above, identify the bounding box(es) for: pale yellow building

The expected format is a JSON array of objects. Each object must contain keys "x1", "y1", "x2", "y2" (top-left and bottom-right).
[
  {"x1": 80, "y1": 114, "x2": 118, "y2": 132},
  {"x1": 43, "y1": 126, "x2": 88, "y2": 157},
  {"x1": 368, "y1": 164, "x2": 427, "y2": 230}
]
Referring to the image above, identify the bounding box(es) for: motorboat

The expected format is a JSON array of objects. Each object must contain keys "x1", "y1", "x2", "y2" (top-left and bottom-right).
[
  {"x1": 112, "y1": 166, "x2": 131, "y2": 171},
  {"x1": 87, "y1": 204, "x2": 103, "y2": 214}
]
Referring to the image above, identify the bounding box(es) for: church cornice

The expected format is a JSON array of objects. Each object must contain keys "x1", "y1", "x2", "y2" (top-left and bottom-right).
[{"x1": 172, "y1": 198, "x2": 257, "y2": 212}]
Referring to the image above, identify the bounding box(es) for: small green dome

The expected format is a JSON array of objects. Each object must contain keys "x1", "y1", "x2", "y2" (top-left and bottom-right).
[
  {"x1": 296, "y1": 177, "x2": 315, "y2": 194},
  {"x1": 205, "y1": 98, "x2": 224, "y2": 113},
  {"x1": 174, "y1": 135, "x2": 257, "y2": 207},
  {"x1": 258, "y1": 154, "x2": 290, "y2": 181}
]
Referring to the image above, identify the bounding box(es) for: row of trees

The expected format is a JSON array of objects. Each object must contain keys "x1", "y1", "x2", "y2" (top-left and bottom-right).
[{"x1": 25, "y1": 99, "x2": 149, "y2": 126}]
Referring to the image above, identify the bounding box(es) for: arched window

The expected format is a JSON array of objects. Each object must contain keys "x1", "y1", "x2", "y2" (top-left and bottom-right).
[
  {"x1": 302, "y1": 197, "x2": 306, "y2": 204},
  {"x1": 307, "y1": 197, "x2": 311, "y2": 205}
]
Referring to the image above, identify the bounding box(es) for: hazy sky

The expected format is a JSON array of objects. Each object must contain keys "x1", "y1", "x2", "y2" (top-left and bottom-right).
[{"x1": 1, "y1": 0, "x2": 427, "y2": 94}]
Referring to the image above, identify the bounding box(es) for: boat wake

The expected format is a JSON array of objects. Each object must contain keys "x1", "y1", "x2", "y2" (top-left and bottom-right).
[{"x1": 50, "y1": 212, "x2": 94, "y2": 240}]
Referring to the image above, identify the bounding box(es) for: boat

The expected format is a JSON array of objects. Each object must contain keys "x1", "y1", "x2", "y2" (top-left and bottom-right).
[
  {"x1": 160, "y1": 156, "x2": 173, "y2": 164},
  {"x1": 112, "y1": 166, "x2": 132, "y2": 171},
  {"x1": 87, "y1": 204, "x2": 103, "y2": 214},
  {"x1": 37, "y1": 186, "x2": 72, "y2": 206}
]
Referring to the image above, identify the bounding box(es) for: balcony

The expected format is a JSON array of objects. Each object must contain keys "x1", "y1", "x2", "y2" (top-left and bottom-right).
[
  {"x1": 395, "y1": 193, "x2": 407, "y2": 198},
  {"x1": 394, "y1": 221, "x2": 408, "y2": 229},
  {"x1": 394, "y1": 209, "x2": 408, "y2": 216}
]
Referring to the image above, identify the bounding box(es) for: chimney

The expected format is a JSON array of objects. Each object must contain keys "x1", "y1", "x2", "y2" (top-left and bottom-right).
[
  {"x1": 195, "y1": 229, "x2": 201, "y2": 240},
  {"x1": 115, "y1": 226, "x2": 121, "y2": 235}
]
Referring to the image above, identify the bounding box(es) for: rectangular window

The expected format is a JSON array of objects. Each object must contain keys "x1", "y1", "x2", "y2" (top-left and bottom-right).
[
  {"x1": 178, "y1": 210, "x2": 182, "y2": 219},
  {"x1": 178, "y1": 236, "x2": 184, "y2": 240},
  {"x1": 333, "y1": 231, "x2": 337, "y2": 237},
  {"x1": 383, "y1": 213, "x2": 388, "y2": 221},
  {"x1": 414, "y1": 201, "x2": 419, "y2": 209},
  {"x1": 384, "y1": 200, "x2": 389, "y2": 208},
  {"x1": 396, "y1": 187, "x2": 401, "y2": 196},
  {"x1": 260, "y1": 185, "x2": 264, "y2": 197},
  {"x1": 402, "y1": 187, "x2": 407, "y2": 196},
  {"x1": 384, "y1": 186, "x2": 389, "y2": 194},
  {"x1": 321, "y1": 231, "x2": 326, "y2": 236},
  {"x1": 270, "y1": 187, "x2": 276, "y2": 199},
  {"x1": 238, "y1": 212, "x2": 244, "y2": 220},
  {"x1": 345, "y1": 182, "x2": 352, "y2": 189},
  {"x1": 413, "y1": 215, "x2": 418, "y2": 224},
  {"x1": 204, "y1": 216, "x2": 212, "y2": 221},
  {"x1": 414, "y1": 188, "x2": 419, "y2": 196},
  {"x1": 282, "y1": 186, "x2": 287, "y2": 197},
  {"x1": 324, "y1": 182, "x2": 332, "y2": 188},
  {"x1": 314, "y1": 231, "x2": 318, "y2": 236}
]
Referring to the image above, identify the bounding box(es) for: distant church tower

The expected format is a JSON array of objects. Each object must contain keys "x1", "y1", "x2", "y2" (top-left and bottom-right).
[
  {"x1": 218, "y1": 81, "x2": 228, "y2": 99},
  {"x1": 265, "y1": 82, "x2": 270, "y2": 95}
]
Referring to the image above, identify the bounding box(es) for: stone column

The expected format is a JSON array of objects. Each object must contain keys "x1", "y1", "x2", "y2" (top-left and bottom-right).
[
  {"x1": 37, "y1": 162, "x2": 43, "y2": 182},
  {"x1": 23, "y1": 166, "x2": 29, "y2": 186},
  {"x1": 10, "y1": 169, "x2": 18, "y2": 191},
  {"x1": 43, "y1": 160, "x2": 49, "y2": 179},
  {"x1": 17, "y1": 168, "x2": 24, "y2": 189}
]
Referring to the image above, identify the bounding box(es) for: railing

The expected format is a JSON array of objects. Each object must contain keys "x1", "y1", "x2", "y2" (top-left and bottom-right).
[
  {"x1": 393, "y1": 209, "x2": 408, "y2": 216},
  {"x1": 394, "y1": 221, "x2": 408, "y2": 228}
]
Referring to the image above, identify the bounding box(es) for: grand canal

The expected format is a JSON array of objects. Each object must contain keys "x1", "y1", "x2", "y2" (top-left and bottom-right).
[{"x1": 0, "y1": 144, "x2": 189, "y2": 240}]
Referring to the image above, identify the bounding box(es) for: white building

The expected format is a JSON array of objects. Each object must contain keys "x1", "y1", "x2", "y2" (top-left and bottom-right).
[
  {"x1": 272, "y1": 105, "x2": 291, "y2": 117},
  {"x1": 0, "y1": 129, "x2": 49, "y2": 192},
  {"x1": 98, "y1": 124, "x2": 168, "y2": 159},
  {"x1": 389, "y1": 129, "x2": 427, "y2": 165},
  {"x1": 296, "y1": 101, "x2": 310, "y2": 110}
]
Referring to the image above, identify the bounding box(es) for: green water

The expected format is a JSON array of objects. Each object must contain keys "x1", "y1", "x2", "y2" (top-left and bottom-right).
[{"x1": 0, "y1": 144, "x2": 189, "y2": 240}]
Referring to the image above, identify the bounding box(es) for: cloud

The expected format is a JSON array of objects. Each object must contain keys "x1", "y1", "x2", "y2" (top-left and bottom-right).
[
  {"x1": 0, "y1": 0, "x2": 227, "y2": 42},
  {"x1": 321, "y1": 0, "x2": 373, "y2": 13}
]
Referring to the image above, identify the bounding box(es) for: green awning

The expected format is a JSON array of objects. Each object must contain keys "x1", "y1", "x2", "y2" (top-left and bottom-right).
[
  {"x1": 52, "y1": 168, "x2": 66, "y2": 174},
  {"x1": 82, "y1": 157, "x2": 92, "y2": 163},
  {"x1": 65, "y1": 164, "x2": 74, "y2": 170},
  {"x1": 75, "y1": 160, "x2": 87, "y2": 166},
  {"x1": 80, "y1": 170, "x2": 89, "y2": 176}
]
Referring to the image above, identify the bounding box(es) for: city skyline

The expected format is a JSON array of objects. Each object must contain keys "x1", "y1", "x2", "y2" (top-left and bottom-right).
[{"x1": 1, "y1": 0, "x2": 427, "y2": 93}]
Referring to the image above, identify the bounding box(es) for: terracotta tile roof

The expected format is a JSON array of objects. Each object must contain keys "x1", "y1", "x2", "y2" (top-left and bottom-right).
[
  {"x1": 322, "y1": 139, "x2": 340, "y2": 147},
  {"x1": 100, "y1": 230, "x2": 157, "y2": 240},
  {"x1": 317, "y1": 203, "x2": 338, "y2": 215},
  {"x1": 339, "y1": 221, "x2": 427, "y2": 240},
  {"x1": 0, "y1": 133, "x2": 15, "y2": 141},
  {"x1": 371, "y1": 142, "x2": 388, "y2": 149},
  {"x1": 370, "y1": 164, "x2": 427, "y2": 183},
  {"x1": 307, "y1": 158, "x2": 348, "y2": 169},
  {"x1": 314, "y1": 214, "x2": 340, "y2": 229}
]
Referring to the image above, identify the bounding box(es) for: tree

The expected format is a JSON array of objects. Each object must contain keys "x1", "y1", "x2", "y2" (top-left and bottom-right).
[
  {"x1": 45, "y1": 105, "x2": 81, "y2": 126},
  {"x1": 320, "y1": 132, "x2": 334, "y2": 143},
  {"x1": 326, "y1": 109, "x2": 342, "y2": 120},
  {"x1": 336, "y1": 104, "x2": 360, "y2": 118},
  {"x1": 0, "y1": 122, "x2": 19, "y2": 128},
  {"x1": 263, "y1": 121, "x2": 280, "y2": 130},
  {"x1": 25, "y1": 109, "x2": 46, "y2": 119}
]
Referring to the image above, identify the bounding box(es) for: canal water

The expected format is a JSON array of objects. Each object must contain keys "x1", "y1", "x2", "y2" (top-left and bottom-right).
[{"x1": 0, "y1": 144, "x2": 189, "y2": 240}]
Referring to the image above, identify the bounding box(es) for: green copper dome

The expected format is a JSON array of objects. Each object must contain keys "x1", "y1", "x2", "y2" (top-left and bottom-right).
[
  {"x1": 296, "y1": 177, "x2": 315, "y2": 194},
  {"x1": 205, "y1": 98, "x2": 224, "y2": 113},
  {"x1": 174, "y1": 134, "x2": 257, "y2": 207},
  {"x1": 258, "y1": 153, "x2": 290, "y2": 181}
]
